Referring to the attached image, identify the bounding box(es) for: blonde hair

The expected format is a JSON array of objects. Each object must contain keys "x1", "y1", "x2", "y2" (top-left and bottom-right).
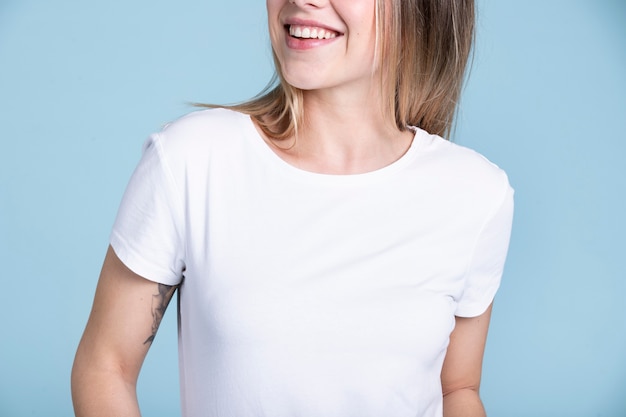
[{"x1": 200, "y1": 0, "x2": 475, "y2": 140}]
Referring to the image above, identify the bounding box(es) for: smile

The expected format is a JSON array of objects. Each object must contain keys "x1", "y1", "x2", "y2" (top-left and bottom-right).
[{"x1": 287, "y1": 24, "x2": 339, "y2": 40}]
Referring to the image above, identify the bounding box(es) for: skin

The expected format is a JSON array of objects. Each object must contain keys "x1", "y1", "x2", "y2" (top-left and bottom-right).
[
  {"x1": 442, "y1": 306, "x2": 492, "y2": 417},
  {"x1": 72, "y1": 246, "x2": 177, "y2": 417},
  {"x1": 265, "y1": 0, "x2": 415, "y2": 175},
  {"x1": 72, "y1": 1, "x2": 493, "y2": 415},
  {"x1": 267, "y1": 0, "x2": 378, "y2": 93}
]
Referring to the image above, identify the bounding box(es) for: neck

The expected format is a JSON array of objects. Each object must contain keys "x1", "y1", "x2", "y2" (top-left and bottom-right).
[
  {"x1": 259, "y1": 81, "x2": 413, "y2": 175},
  {"x1": 286, "y1": 87, "x2": 411, "y2": 174}
]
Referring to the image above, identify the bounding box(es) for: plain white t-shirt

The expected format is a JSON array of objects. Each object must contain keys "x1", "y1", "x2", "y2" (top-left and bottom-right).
[{"x1": 110, "y1": 108, "x2": 514, "y2": 417}]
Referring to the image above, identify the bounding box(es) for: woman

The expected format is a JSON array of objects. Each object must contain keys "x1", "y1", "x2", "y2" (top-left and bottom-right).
[{"x1": 72, "y1": 0, "x2": 513, "y2": 416}]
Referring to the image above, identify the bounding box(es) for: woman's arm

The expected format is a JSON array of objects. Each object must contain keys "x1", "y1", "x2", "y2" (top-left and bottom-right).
[
  {"x1": 441, "y1": 303, "x2": 493, "y2": 417},
  {"x1": 71, "y1": 246, "x2": 177, "y2": 417}
]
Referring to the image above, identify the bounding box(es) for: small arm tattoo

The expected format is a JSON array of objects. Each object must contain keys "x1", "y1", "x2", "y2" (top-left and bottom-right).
[{"x1": 144, "y1": 283, "x2": 178, "y2": 345}]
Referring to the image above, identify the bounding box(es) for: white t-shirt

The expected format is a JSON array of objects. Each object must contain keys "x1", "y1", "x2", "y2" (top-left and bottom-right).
[{"x1": 110, "y1": 108, "x2": 514, "y2": 417}]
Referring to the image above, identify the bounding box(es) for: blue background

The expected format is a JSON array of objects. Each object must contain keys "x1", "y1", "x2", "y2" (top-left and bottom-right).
[{"x1": 0, "y1": 0, "x2": 624, "y2": 416}]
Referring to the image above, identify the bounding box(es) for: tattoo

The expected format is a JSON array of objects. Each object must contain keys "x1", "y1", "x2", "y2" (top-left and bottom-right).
[{"x1": 144, "y1": 283, "x2": 177, "y2": 345}]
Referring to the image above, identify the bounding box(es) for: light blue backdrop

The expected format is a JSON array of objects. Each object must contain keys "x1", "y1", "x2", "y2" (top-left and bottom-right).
[{"x1": 0, "y1": 1, "x2": 624, "y2": 416}]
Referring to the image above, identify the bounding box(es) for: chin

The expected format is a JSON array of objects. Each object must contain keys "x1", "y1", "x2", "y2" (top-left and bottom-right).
[
  {"x1": 281, "y1": 73, "x2": 321, "y2": 91},
  {"x1": 275, "y1": 57, "x2": 324, "y2": 88}
]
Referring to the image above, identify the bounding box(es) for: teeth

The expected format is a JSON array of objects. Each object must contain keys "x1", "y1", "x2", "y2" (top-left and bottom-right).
[{"x1": 289, "y1": 25, "x2": 337, "y2": 40}]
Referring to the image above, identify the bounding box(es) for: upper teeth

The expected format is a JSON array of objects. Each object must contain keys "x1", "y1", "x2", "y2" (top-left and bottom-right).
[{"x1": 289, "y1": 25, "x2": 337, "y2": 39}]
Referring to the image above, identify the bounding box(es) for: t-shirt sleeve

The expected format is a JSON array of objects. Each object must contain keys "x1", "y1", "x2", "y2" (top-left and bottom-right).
[
  {"x1": 109, "y1": 133, "x2": 185, "y2": 286},
  {"x1": 455, "y1": 181, "x2": 514, "y2": 317}
]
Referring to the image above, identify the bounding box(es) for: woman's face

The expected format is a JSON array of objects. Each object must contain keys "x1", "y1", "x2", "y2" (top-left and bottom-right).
[{"x1": 266, "y1": 0, "x2": 378, "y2": 93}]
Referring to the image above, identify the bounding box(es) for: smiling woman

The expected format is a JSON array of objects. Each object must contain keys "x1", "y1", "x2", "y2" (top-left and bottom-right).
[
  {"x1": 267, "y1": 0, "x2": 377, "y2": 94},
  {"x1": 70, "y1": 0, "x2": 513, "y2": 416}
]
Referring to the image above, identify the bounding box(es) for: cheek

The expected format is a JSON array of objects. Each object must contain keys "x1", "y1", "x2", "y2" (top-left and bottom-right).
[
  {"x1": 338, "y1": 2, "x2": 378, "y2": 48},
  {"x1": 266, "y1": 0, "x2": 288, "y2": 23},
  {"x1": 265, "y1": 0, "x2": 279, "y2": 13},
  {"x1": 266, "y1": 1, "x2": 285, "y2": 48},
  {"x1": 337, "y1": 0, "x2": 377, "y2": 26}
]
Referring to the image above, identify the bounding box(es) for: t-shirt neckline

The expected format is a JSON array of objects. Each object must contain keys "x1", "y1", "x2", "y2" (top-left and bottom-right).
[{"x1": 242, "y1": 114, "x2": 426, "y2": 186}]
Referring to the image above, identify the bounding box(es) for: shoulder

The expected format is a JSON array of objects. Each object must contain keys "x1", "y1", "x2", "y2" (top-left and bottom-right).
[
  {"x1": 413, "y1": 128, "x2": 513, "y2": 209},
  {"x1": 163, "y1": 107, "x2": 249, "y2": 135},
  {"x1": 144, "y1": 108, "x2": 252, "y2": 163},
  {"x1": 159, "y1": 108, "x2": 250, "y2": 147},
  {"x1": 420, "y1": 129, "x2": 509, "y2": 183},
  {"x1": 421, "y1": 130, "x2": 506, "y2": 177}
]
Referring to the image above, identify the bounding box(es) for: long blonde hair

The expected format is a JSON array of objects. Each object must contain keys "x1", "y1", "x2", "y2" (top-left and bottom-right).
[{"x1": 199, "y1": 0, "x2": 475, "y2": 140}]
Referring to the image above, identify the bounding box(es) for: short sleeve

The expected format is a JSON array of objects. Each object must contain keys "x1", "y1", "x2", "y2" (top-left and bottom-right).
[
  {"x1": 109, "y1": 133, "x2": 185, "y2": 286},
  {"x1": 455, "y1": 182, "x2": 514, "y2": 317}
]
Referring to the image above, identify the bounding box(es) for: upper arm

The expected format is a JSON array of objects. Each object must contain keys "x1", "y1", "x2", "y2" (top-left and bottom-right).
[
  {"x1": 441, "y1": 303, "x2": 493, "y2": 396},
  {"x1": 73, "y1": 245, "x2": 177, "y2": 386}
]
